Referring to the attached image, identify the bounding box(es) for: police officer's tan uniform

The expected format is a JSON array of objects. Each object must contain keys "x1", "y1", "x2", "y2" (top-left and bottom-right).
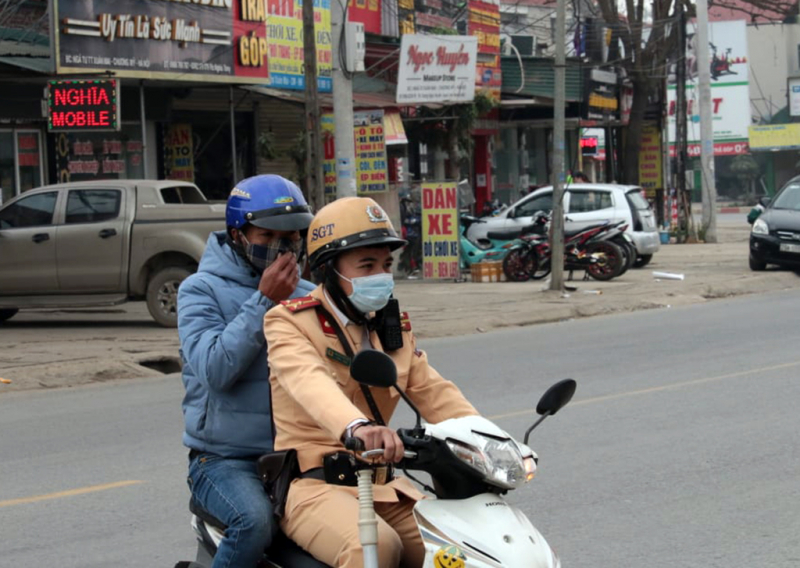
[{"x1": 264, "y1": 198, "x2": 478, "y2": 568}]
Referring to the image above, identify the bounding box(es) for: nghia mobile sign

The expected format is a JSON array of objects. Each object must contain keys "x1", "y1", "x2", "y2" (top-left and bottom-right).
[{"x1": 396, "y1": 34, "x2": 478, "y2": 104}]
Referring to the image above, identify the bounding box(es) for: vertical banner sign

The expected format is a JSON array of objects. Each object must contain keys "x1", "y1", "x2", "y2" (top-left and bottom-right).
[
  {"x1": 421, "y1": 181, "x2": 460, "y2": 279},
  {"x1": 638, "y1": 125, "x2": 662, "y2": 197},
  {"x1": 164, "y1": 124, "x2": 195, "y2": 181},
  {"x1": 354, "y1": 110, "x2": 389, "y2": 194},
  {"x1": 468, "y1": 0, "x2": 501, "y2": 100}
]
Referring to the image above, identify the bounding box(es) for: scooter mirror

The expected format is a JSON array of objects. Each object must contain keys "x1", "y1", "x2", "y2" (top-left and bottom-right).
[
  {"x1": 351, "y1": 350, "x2": 398, "y2": 388},
  {"x1": 536, "y1": 379, "x2": 577, "y2": 416}
]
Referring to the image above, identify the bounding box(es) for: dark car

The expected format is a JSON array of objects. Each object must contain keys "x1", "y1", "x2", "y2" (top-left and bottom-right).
[{"x1": 749, "y1": 178, "x2": 800, "y2": 270}]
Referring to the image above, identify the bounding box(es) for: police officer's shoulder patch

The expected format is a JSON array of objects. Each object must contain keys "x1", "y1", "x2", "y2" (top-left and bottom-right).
[
  {"x1": 400, "y1": 312, "x2": 411, "y2": 332},
  {"x1": 280, "y1": 296, "x2": 321, "y2": 313}
]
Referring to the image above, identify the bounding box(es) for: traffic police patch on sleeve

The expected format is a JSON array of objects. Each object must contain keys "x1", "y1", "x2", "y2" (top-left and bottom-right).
[
  {"x1": 400, "y1": 312, "x2": 411, "y2": 332},
  {"x1": 280, "y1": 296, "x2": 321, "y2": 313}
]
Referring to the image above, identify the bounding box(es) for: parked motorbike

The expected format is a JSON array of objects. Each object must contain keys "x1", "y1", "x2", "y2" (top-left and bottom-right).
[
  {"x1": 495, "y1": 213, "x2": 626, "y2": 282},
  {"x1": 348, "y1": 349, "x2": 576, "y2": 568},
  {"x1": 459, "y1": 215, "x2": 514, "y2": 269}
]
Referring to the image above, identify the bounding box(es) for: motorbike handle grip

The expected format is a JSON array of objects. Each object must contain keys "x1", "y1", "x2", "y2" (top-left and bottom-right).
[
  {"x1": 361, "y1": 449, "x2": 418, "y2": 460},
  {"x1": 344, "y1": 437, "x2": 366, "y2": 452}
]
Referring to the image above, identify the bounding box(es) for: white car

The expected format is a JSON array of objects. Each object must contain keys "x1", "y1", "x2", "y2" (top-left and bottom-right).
[{"x1": 468, "y1": 184, "x2": 661, "y2": 266}]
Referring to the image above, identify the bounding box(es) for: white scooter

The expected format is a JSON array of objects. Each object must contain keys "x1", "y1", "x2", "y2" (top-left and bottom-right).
[{"x1": 347, "y1": 350, "x2": 576, "y2": 568}]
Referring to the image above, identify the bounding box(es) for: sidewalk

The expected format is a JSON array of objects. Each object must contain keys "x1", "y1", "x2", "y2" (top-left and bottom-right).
[
  {"x1": 2, "y1": 224, "x2": 799, "y2": 392},
  {"x1": 395, "y1": 224, "x2": 799, "y2": 339}
]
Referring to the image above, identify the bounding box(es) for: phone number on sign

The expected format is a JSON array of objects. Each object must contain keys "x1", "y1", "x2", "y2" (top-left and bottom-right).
[{"x1": 423, "y1": 261, "x2": 460, "y2": 279}]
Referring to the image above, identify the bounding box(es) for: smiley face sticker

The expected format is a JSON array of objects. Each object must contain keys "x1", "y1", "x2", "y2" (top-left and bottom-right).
[{"x1": 433, "y1": 545, "x2": 467, "y2": 568}]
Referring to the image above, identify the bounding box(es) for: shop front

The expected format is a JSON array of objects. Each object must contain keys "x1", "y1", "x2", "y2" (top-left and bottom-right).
[{"x1": 0, "y1": 128, "x2": 45, "y2": 204}]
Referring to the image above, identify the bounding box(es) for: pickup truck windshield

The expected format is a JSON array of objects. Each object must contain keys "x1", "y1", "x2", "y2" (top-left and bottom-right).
[{"x1": 161, "y1": 186, "x2": 207, "y2": 204}]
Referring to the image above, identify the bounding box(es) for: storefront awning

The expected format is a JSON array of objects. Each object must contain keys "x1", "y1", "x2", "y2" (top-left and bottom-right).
[{"x1": 0, "y1": 55, "x2": 52, "y2": 74}]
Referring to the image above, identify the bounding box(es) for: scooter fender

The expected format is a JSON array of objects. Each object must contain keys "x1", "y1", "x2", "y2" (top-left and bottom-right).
[{"x1": 413, "y1": 494, "x2": 559, "y2": 568}]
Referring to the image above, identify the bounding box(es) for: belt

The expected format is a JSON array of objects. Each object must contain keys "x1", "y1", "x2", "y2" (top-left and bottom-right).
[{"x1": 300, "y1": 466, "x2": 394, "y2": 486}]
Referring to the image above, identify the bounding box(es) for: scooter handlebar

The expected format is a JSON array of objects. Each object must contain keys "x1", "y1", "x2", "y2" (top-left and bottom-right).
[{"x1": 360, "y1": 448, "x2": 418, "y2": 460}]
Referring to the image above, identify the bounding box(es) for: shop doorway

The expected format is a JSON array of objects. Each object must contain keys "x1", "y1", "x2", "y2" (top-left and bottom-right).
[{"x1": 160, "y1": 112, "x2": 255, "y2": 200}]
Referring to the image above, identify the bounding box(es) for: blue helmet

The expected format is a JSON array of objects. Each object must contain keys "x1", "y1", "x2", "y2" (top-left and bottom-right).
[{"x1": 226, "y1": 175, "x2": 313, "y2": 232}]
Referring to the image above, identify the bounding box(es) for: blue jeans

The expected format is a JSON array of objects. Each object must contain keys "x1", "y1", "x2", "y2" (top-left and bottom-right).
[{"x1": 188, "y1": 452, "x2": 277, "y2": 568}]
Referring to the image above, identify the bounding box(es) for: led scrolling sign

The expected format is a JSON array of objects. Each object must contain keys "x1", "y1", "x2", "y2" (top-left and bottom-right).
[{"x1": 48, "y1": 80, "x2": 120, "y2": 132}]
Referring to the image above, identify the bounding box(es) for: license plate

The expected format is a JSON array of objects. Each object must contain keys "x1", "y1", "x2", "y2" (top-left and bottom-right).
[{"x1": 779, "y1": 243, "x2": 800, "y2": 253}]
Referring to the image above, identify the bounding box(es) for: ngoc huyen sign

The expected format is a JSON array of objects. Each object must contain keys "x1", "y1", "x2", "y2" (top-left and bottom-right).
[{"x1": 396, "y1": 34, "x2": 477, "y2": 104}]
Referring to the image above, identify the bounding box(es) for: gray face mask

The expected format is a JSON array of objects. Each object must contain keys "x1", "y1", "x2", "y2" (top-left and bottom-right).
[{"x1": 241, "y1": 235, "x2": 304, "y2": 272}]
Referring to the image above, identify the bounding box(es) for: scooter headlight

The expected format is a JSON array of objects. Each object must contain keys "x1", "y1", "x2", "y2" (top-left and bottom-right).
[{"x1": 446, "y1": 434, "x2": 527, "y2": 489}]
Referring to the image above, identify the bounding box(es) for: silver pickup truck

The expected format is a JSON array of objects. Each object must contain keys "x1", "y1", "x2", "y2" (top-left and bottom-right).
[{"x1": 0, "y1": 180, "x2": 225, "y2": 326}]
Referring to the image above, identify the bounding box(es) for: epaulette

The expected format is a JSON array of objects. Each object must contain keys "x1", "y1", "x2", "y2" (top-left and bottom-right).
[
  {"x1": 280, "y1": 296, "x2": 321, "y2": 313},
  {"x1": 400, "y1": 312, "x2": 411, "y2": 332}
]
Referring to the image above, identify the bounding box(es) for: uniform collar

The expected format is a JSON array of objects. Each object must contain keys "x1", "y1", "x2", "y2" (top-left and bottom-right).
[{"x1": 323, "y1": 289, "x2": 351, "y2": 328}]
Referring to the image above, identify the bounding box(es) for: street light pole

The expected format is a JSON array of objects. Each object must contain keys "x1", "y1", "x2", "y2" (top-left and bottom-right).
[{"x1": 549, "y1": 0, "x2": 567, "y2": 291}]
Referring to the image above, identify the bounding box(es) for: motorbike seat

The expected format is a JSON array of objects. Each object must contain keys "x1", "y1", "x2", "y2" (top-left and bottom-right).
[
  {"x1": 564, "y1": 222, "x2": 610, "y2": 239},
  {"x1": 487, "y1": 223, "x2": 544, "y2": 241},
  {"x1": 189, "y1": 499, "x2": 330, "y2": 568}
]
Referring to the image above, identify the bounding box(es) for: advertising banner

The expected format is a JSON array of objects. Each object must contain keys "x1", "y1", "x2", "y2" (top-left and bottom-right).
[
  {"x1": 396, "y1": 35, "x2": 478, "y2": 104},
  {"x1": 54, "y1": 0, "x2": 331, "y2": 90},
  {"x1": 749, "y1": 124, "x2": 800, "y2": 151},
  {"x1": 164, "y1": 124, "x2": 195, "y2": 181},
  {"x1": 321, "y1": 111, "x2": 389, "y2": 195},
  {"x1": 265, "y1": 0, "x2": 332, "y2": 91},
  {"x1": 354, "y1": 110, "x2": 388, "y2": 194},
  {"x1": 421, "y1": 181, "x2": 460, "y2": 280},
  {"x1": 48, "y1": 80, "x2": 120, "y2": 133},
  {"x1": 349, "y1": 0, "x2": 382, "y2": 35},
  {"x1": 638, "y1": 125, "x2": 662, "y2": 196},
  {"x1": 468, "y1": 0, "x2": 501, "y2": 100},
  {"x1": 667, "y1": 20, "x2": 750, "y2": 156}
]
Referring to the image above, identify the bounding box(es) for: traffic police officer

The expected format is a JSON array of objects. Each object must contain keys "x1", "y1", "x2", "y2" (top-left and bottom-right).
[{"x1": 263, "y1": 197, "x2": 479, "y2": 567}]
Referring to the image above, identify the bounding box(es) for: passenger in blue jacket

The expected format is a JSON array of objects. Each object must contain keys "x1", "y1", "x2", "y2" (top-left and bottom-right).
[{"x1": 178, "y1": 175, "x2": 315, "y2": 567}]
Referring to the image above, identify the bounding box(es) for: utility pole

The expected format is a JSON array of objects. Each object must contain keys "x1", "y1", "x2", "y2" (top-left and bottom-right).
[
  {"x1": 675, "y1": 0, "x2": 687, "y2": 243},
  {"x1": 549, "y1": 0, "x2": 567, "y2": 291},
  {"x1": 695, "y1": 0, "x2": 718, "y2": 242},
  {"x1": 331, "y1": 0, "x2": 357, "y2": 198},
  {"x1": 303, "y1": 0, "x2": 325, "y2": 210}
]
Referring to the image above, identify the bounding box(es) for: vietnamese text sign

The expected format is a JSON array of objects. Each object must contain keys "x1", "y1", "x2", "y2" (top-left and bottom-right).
[
  {"x1": 667, "y1": 20, "x2": 750, "y2": 156},
  {"x1": 421, "y1": 181, "x2": 460, "y2": 279},
  {"x1": 322, "y1": 114, "x2": 337, "y2": 196},
  {"x1": 749, "y1": 124, "x2": 800, "y2": 151},
  {"x1": 354, "y1": 110, "x2": 388, "y2": 194},
  {"x1": 638, "y1": 125, "x2": 662, "y2": 196},
  {"x1": 468, "y1": 0, "x2": 501, "y2": 100},
  {"x1": 54, "y1": 0, "x2": 331, "y2": 90},
  {"x1": 266, "y1": 0, "x2": 332, "y2": 91},
  {"x1": 396, "y1": 35, "x2": 478, "y2": 104},
  {"x1": 48, "y1": 80, "x2": 119, "y2": 132},
  {"x1": 164, "y1": 124, "x2": 195, "y2": 181}
]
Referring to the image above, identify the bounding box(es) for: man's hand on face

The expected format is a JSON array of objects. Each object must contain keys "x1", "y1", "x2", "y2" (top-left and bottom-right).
[{"x1": 258, "y1": 251, "x2": 299, "y2": 303}]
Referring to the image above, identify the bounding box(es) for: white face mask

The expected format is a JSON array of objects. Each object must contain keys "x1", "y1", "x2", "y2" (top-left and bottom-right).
[{"x1": 336, "y1": 271, "x2": 395, "y2": 313}]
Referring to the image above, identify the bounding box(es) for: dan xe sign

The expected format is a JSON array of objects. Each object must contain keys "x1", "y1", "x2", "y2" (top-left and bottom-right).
[{"x1": 48, "y1": 80, "x2": 120, "y2": 132}]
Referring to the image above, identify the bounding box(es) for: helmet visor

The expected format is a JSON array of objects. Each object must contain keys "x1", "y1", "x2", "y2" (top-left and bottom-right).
[{"x1": 247, "y1": 205, "x2": 314, "y2": 232}]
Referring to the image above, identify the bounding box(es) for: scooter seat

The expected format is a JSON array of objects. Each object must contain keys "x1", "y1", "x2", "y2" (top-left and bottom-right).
[{"x1": 189, "y1": 498, "x2": 330, "y2": 568}]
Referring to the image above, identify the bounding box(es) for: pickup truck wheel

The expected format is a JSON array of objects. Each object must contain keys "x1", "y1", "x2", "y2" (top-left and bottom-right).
[
  {"x1": 0, "y1": 309, "x2": 19, "y2": 323},
  {"x1": 146, "y1": 267, "x2": 192, "y2": 327}
]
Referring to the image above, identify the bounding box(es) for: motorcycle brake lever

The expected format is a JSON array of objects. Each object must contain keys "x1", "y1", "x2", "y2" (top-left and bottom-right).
[{"x1": 361, "y1": 449, "x2": 418, "y2": 460}]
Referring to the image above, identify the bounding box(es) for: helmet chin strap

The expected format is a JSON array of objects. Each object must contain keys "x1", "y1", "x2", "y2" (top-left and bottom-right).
[{"x1": 323, "y1": 259, "x2": 370, "y2": 326}]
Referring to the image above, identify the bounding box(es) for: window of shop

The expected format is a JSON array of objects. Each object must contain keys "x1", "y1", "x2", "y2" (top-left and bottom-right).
[{"x1": 0, "y1": 129, "x2": 45, "y2": 204}]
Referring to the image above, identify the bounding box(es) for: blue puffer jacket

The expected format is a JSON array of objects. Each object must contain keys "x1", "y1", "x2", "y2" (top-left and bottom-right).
[{"x1": 178, "y1": 231, "x2": 315, "y2": 458}]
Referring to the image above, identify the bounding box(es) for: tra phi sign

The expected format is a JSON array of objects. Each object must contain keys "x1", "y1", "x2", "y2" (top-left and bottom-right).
[{"x1": 421, "y1": 181, "x2": 460, "y2": 279}]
